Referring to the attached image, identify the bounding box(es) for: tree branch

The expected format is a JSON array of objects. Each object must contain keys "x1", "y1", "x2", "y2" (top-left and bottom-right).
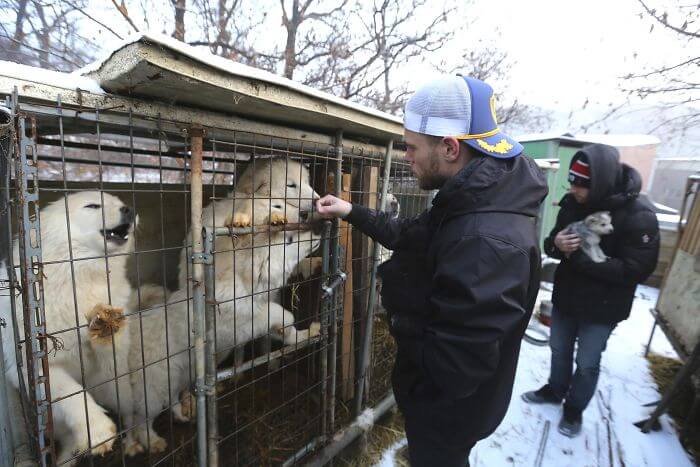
[{"x1": 111, "y1": 0, "x2": 140, "y2": 33}]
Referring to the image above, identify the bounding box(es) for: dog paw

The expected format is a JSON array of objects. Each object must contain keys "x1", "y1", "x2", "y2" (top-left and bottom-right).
[
  {"x1": 123, "y1": 434, "x2": 145, "y2": 457},
  {"x1": 172, "y1": 389, "x2": 196, "y2": 422},
  {"x1": 148, "y1": 434, "x2": 168, "y2": 454},
  {"x1": 89, "y1": 417, "x2": 117, "y2": 457},
  {"x1": 308, "y1": 321, "x2": 321, "y2": 339},
  {"x1": 268, "y1": 211, "x2": 288, "y2": 225},
  {"x1": 86, "y1": 304, "x2": 126, "y2": 345},
  {"x1": 227, "y1": 212, "x2": 251, "y2": 228}
]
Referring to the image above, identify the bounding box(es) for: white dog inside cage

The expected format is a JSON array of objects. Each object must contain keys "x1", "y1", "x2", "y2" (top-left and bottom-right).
[
  {"x1": 127, "y1": 158, "x2": 323, "y2": 454},
  {"x1": 1, "y1": 191, "x2": 142, "y2": 465}
]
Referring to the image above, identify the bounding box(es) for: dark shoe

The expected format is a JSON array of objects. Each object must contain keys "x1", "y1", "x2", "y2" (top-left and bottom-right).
[
  {"x1": 558, "y1": 405, "x2": 582, "y2": 437},
  {"x1": 521, "y1": 384, "x2": 562, "y2": 404}
]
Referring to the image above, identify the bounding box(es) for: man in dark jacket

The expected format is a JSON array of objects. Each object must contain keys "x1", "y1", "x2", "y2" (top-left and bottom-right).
[
  {"x1": 316, "y1": 75, "x2": 548, "y2": 466},
  {"x1": 522, "y1": 144, "x2": 660, "y2": 437}
]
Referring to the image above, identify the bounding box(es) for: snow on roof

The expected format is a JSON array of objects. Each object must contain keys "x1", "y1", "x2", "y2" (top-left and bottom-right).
[
  {"x1": 0, "y1": 60, "x2": 104, "y2": 95},
  {"x1": 76, "y1": 32, "x2": 403, "y2": 126},
  {"x1": 517, "y1": 132, "x2": 660, "y2": 147}
]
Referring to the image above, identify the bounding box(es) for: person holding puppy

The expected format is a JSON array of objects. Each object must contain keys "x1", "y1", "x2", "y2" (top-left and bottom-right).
[
  {"x1": 522, "y1": 144, "x2": 660, "y2": 437},
  {"x1": 316, "y1": 75, "x2": 548, "y2": 466}
]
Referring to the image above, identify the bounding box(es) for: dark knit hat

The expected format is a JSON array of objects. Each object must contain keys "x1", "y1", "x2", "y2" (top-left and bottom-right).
[{"x1": 569, "y1": 153, "x2": 591, "y2": 188}]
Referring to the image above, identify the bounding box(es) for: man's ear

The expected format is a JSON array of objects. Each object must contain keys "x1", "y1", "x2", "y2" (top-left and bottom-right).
[{"x1": 442, "y1": 137, "x2": 461, "y2": 162}]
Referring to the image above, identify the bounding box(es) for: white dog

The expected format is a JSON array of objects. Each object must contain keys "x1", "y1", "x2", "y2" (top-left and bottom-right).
[
  {"x1": 1, "y1": 191, "x2": 141, "y2": 465},
  {"x1": 566, "y1": 211, "x2": 614, "y2": 263},
  {"x1": 128, "y1": 158, "x2": 322, "y2": 453},
  {"x1": 175, "y1": 157, "x2": 319, "y2": 291}
]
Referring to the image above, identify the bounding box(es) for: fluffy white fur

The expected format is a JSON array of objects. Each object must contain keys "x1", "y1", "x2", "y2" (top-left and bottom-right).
[
  {"x1": 128, "y1": 158, "x2": 322, "y2": 453},
  {"x1": 0, "y1": 191, "x2": 141, "y2": 465}
]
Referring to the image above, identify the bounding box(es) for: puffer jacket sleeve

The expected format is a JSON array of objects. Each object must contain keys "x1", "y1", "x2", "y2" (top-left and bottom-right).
[
  {"x1": 344, "y1": 203, "x2": 428, "y2": 250},
  {"x1": 568, "y1": 208, "x2": 660, "y2": 285},
  {"x1": 406, "y1": 235, "x2": 531, "y2": 399},
  {"x1": 543, "y1": 202, "x2": 569, "y2": 260}
]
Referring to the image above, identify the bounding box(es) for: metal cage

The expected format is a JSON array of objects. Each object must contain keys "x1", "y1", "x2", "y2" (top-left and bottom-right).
[{"x1": 0, "y1": 83, "x2": 429, "y2": 467}]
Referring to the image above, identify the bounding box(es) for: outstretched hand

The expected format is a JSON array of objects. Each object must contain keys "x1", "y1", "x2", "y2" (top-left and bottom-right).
[{"x1": 316, "y1": 194, "x2": 352, "y2": 219}]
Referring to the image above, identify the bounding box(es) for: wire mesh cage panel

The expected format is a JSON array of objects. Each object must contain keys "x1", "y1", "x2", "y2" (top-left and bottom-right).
[{"x1": 0, "y1": 88, "x2": 427, "y2": 467}]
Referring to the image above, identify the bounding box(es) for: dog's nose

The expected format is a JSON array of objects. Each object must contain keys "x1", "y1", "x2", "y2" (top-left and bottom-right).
[{"x1": 120, "y1": 206, "x2": 135, "y2": 222}]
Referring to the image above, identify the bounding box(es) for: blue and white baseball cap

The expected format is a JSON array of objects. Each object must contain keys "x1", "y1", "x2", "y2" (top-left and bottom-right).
[{"x1": 403, "y1": 75, "x2": 523, "y2": 158}]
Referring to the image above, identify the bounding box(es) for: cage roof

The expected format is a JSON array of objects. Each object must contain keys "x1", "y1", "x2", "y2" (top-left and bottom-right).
[{"x1": 78, "y1": 32, "x2": 403, "y2": 144}]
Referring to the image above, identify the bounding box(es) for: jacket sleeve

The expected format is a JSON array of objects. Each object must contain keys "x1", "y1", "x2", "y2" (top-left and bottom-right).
[
  {"x1": 344, "y1": 203, "x2": 427, "y2": 250},
  {"x1": 568, "y1": 209, "x2": 660, "y2": 285},
  {"x1": 543, "y1": 207, "x2": 568, "y2": 259},
  {"x1": 406, "y1": 235, "x2": 531, "y2": 399}
]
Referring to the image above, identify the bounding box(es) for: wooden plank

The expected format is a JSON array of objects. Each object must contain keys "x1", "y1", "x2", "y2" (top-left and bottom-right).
[
  {"x1": 359, "y1": 166, "x2": 378, "y2": 395},
  {"x1": 339, "y1": 174, "x2": 355, "y2": 400}
]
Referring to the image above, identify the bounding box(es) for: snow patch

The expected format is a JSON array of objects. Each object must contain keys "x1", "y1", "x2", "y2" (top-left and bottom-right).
[
  {"x1": 0, "y1": 61, "x2": 104, "y2": 94},
  {"x1": 374, "y1": 285, "x2": 693, "y2": 467}
]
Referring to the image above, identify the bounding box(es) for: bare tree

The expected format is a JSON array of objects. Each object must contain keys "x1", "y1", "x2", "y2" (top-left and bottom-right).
[
  {"x1": 184, "y1": 0, "x2": 277, "y2": 71},
  {"x1": 279, "y1": 0, "x2": 349, "y2": 79},
  {"x1": 0, "y1": 0, "x2": 98, "y2": 71},
  {"x1": 623, "y1": 0, "x2": 699, "y2": 133},
  {"x1": 172, "y1": 0, "x2": 186, "y2": 40},
  {"x1": 298, "y1": 0, "x2": 453, "y2": 114}
]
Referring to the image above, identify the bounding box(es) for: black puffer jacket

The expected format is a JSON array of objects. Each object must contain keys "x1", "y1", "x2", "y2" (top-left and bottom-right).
[
  {"x1": 346, "y1": 154, "x2": 547, "y2": 440},
  {"x1": 544, "y1": 144, "x2": 660, "y2": 324}
]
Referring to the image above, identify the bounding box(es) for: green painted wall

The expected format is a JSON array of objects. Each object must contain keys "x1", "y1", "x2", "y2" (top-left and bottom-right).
[{"x1": 521, "y1": 139, "x2": 584, "y2": 248}]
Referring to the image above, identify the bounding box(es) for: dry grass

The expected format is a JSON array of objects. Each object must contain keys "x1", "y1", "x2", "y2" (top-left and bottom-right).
[{"x1": 646, "y1": 353, "x2": 700, "y2": 462}]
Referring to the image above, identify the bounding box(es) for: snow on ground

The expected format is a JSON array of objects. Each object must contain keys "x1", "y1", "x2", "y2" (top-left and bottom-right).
[{"x1": 376, "y1": 285, "x2": 695, "y2": 467}]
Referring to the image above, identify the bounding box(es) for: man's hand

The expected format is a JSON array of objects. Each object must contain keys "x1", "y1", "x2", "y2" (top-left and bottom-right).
[
  {"x1": 554, "y1": 229, "x2": 581, "y2": 257},
  {"x1": 316, "y1": 194, "x2": 352, "y2": 219}
]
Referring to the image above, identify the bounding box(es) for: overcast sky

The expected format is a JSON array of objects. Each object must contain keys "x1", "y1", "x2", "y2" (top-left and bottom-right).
[{"x1": 84, "y1": 0, "x2": 697, "y2": 155}]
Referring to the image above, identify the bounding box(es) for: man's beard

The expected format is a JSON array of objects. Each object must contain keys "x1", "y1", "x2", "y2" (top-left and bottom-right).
[{"x1": 417, "y1": 153, "x2": 447, "y2": 190}]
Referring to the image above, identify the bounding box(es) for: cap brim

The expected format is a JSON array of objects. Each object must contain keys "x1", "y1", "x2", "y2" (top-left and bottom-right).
[{"x1": 461, "y1": 132, "x2": 523, "y2": 158}]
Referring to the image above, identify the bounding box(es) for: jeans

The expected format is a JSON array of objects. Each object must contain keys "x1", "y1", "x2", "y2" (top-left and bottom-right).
[{"x1": 548, "y1": 308, "x2": 616, "y2": 412}]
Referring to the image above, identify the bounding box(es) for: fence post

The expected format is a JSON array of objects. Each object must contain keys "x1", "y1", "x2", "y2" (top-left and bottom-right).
[
  {"x1": 203, "y1": 227, "x2": 219, "y2": 466},
  {"x1": 0, "y1": 104, "x2": 14, "y2": 467},
  {"x1": 189, "y1": 126, "x2": 208, "y2": 467},
  {"x1": 353, "y1": 139, "x2": 394, "y2": 417},
  {"x1": 13, "y1": 97, "x2": 55, "y2": 466},
  {"x1": 326, "y1": 130, "x2": 343, "y2": 434}
]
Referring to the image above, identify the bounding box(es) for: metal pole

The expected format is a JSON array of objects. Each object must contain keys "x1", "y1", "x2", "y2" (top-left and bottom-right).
[
  {"x1": 14, "y1": 107, "x2": 54, "y2": 465},
  {"x1": 319, "y1": 222, "x2": 331, "y2": 437},
  {"x1": 0, "y1": 104, "x2": 14, "y2": 467},
  {"x1": 327, "y1": 130, "x2": 343, "y2": 435},
  {"x1": 189, "y1": 126, "x2": 207, "y2": 467},
  {"x1": 203, "y1": 228, "x2": 219, "y2": 466},
  {"x1": 354, "y1": 139, "x2": 394, "y2": 416},
  {"x1": 304, "y1": 393, "x2": 396, "y2": 467}
]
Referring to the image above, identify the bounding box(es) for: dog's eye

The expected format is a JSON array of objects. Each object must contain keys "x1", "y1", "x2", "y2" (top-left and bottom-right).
[
  {"x1": 287, "y1": 182, "x2": 297, "y2": 188},
  {"x1": 84, "y1": 204, "x2": 101, "y2": 209},
  {"x1": 273, "y1": 204, "x2": 282, "y2": 209}
]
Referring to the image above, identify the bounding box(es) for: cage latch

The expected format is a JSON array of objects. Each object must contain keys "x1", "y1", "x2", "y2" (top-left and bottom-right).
[
  {"x1": 321, "y1": 271, "x2": 347, "y2": 299},
  {"x1": 191, "y1": 253, "x2": 213, "y2": 265}
]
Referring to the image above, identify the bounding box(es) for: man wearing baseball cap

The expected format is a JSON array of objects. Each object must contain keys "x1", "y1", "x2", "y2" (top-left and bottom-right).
[{"x1": 316, "y1": 75, "x2": 547, "y2": 465}]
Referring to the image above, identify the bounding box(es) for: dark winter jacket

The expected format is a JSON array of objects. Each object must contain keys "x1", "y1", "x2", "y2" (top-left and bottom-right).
[
  {"x1": 544, "y1": 144, "x2": 660, "y2": 324},
  {"x1": 346, "y1": 154, "x2": 548, "y2": 440}
]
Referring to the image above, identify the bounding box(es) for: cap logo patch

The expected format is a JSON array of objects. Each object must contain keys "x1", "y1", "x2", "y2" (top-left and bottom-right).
[
  {"x1": 477, "y1": 138, "x2": 514, "y2": 154},
  {"x1": 642, "y1": 234, "x2": 650, "y2": 244}
]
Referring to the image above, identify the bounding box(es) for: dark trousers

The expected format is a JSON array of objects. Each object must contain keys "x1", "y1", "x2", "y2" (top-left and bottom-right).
[
  {"x1": 402, "y1": 409, "x2": 475, "y2": 467},
  {"x1": 548, "y1": 307, "x2": 615, "y2": 412}
]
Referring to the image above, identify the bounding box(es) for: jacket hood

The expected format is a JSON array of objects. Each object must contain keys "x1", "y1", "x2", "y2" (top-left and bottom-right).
[
  {"x1": 432, "y1": 154, "x2": 548, "y2": 220},
  {"x1": 567, "y1": 144, "x2": 642, "y2": 210}
]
